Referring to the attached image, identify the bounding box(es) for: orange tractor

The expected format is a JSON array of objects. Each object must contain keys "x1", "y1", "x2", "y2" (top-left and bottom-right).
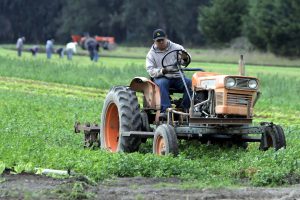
[
  {"x1": 71, "y1": 35, "x2": 116, "y2": 50},
  {"x1": 75, "y1": 50, "x2": 286, "y2": 155}
]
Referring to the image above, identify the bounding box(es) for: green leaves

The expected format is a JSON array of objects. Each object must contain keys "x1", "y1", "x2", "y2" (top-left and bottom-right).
[
  {"x1": 198, "y1": 0, "x2": 248, "y2": 44},
  {"x1": 0, "y1": 48, "x2": 299, "y2": 187},
  {"x1": 13, "y1": 162, "x2": 34, "y2": 174},
  {"x1": 0, "y1": 162, "x2": 5, "y2": 174},
  {"x1": 244, "y1": 0, "x2": 300, "y2": 57}
]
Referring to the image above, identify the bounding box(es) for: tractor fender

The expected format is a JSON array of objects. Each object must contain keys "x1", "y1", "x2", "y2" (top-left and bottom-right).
[{"x1": 129, "y1": 77, "x2": 160, "y2": 110}]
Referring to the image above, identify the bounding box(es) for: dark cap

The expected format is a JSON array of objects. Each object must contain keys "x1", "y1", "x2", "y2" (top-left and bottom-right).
[{"x1": 153, "y1": 29, "x2": 166, "y2": 41}]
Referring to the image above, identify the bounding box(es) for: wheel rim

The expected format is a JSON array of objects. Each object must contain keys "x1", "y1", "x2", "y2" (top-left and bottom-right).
[
  {"x1": 155, "y1": 135, "x2": 166, "y2": 155},
  {"x1": 105, "y1": 103, "x2": 119, "y2": 152}
]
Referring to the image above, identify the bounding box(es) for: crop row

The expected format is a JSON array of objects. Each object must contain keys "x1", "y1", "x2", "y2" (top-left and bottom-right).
[
  {"x1": 0, "y1": 77, "x2": 299, "y2": 186},
  {"x1": 0, "y1": 48, "x2": 300, "y2": 187}
]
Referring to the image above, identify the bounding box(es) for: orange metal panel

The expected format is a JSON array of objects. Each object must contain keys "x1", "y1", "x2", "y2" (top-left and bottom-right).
[
  {"x1": 130, "y1": 77, "x2": 161, "y2": 110},
  {"x1": 216, "y1": 105, "x2": 253, "y2": 116},
  {"x1": 71, "y1": 35, "x2": 82, "y2": 42}
]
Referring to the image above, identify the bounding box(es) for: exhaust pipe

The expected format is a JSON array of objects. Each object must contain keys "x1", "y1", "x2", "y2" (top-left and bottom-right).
[{"x1": 239, "y1": 54, "x2": 245, "y2": 76}]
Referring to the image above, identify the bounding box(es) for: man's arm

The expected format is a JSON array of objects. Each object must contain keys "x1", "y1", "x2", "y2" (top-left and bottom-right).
[{"x1": 146, "y1": 54, "x2": 163, "y2": 78}]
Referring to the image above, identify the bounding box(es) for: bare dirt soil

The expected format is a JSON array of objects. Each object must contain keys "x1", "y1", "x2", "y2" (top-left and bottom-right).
[{"x1": 1, "y1": 172, "x2": 300, "y2": 200}]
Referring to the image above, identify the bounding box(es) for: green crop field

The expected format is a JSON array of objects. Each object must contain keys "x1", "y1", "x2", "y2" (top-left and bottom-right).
[{"x1": 0, "y1": 47, "x2": 300, "y2": 187}]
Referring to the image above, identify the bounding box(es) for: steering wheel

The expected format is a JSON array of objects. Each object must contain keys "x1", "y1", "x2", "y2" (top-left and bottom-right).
[{"x1": 161, "y1": 49, "x2": 191, "y2": 69}]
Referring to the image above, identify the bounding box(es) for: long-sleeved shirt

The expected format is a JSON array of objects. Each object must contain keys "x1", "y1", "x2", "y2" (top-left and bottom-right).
[
  {"x1": 46, "y1": 40, "x2": 54, "y2": 51},
  {"x1": 16, "y1": 38, "x2": 24, "y2": 49},
  {"x1": 66, "y1": 42, "x2": 77, "y2": 53},
  {"x1": 146, "y1": 40, "x2": 185, "y2": 79}
]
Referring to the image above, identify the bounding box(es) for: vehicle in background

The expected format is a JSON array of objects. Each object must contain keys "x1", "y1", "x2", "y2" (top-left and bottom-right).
[{"x1": 71, "y1": 34, "x2": 117, "y2": 50}]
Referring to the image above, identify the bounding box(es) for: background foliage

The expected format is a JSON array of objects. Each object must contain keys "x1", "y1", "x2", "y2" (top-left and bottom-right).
[
  {"x1": 0, "y1": 0, "x2": 299, "y2": 56},
  {"x1": 198, "y1": 0, "x2": 248, "y2": 44}
]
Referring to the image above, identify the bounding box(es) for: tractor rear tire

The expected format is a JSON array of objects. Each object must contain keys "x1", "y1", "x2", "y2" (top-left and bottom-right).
[
  {"x1": 100, "y1": 86, "x2": 141, "y2": 152},
  {"x1": 153, "y1": 124, "x2": 179, "y2": 156},
  {"x1": 259, "y1": 124, "x2": 286, "y2": 151},
  {"x1": 84, "y1": 37, "x2": 97, "y2": 50}
]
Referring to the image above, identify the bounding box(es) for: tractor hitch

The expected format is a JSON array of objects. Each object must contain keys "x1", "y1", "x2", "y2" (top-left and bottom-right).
[{"x1": 74, "y1": 122, "x2": 100, "y2": 148}]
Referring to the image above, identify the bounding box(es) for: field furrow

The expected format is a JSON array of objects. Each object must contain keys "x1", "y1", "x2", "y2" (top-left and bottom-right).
[
  {"x1": 0, "y1": 76, "x2": 107, "y2": 99},
  {"x1": 0, "y1": 47, "x2": 300, "y2": 188}
]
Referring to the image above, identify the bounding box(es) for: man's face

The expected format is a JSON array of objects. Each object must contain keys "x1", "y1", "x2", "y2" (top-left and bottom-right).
[{"x1": 155, "y1": 38, "x2": 167, "y2": 51}]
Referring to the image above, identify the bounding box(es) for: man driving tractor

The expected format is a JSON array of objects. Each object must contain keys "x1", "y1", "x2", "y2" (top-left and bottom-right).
[
  {"x1": 76, "y1": 29, "x2": 286, "y2": 155},
  {"x1": 146, "y1": 29, "x2": 192, "y2": 117}
]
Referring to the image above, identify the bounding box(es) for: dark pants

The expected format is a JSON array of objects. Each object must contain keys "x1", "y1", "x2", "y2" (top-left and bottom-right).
[
  {"x1": 93, "y1": 49, "x2": 99, "y2": 62},
  {"x1": 66, "y1": 49, "x2": 73, "y2": 60},
  {"x1": 17, "y1": 48, "x2": 22, "y2": 57},
  {"x1": 56, "y1": 48, "x2": 64, "y2": 58},
  {"x1": 154, "y1": 76, "x2": 192, "y2": 112},
  {"x1": 88, "y1": 49, "x2": 94, "y2": 61},
  {"x1": 46, "y1": 49, "x2": 52, "y2": 59}
]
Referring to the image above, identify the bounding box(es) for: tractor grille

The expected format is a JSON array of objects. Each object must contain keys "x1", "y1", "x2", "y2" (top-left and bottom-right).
[
  {"x1": 227, "y1": 93, "x2": 252, "y2": 106},
  {"x1": 235, "y1": 78, "x2": 256, "y2": 89},
  {"x1": 216, "y1": 92, "x2": 223, "y2": 105}
]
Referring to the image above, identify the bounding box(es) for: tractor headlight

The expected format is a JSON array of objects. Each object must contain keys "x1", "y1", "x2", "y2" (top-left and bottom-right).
[
  {"x1": 248, "y1": 79, "x2": 258, "y2": 89},
  {"x1": 226, "y1": 78, "x2": 236, "y2": 88}
]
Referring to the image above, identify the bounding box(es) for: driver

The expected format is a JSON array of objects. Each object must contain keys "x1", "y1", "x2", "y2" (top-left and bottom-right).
[{"x1": 146, "y1": 29, "x2": 192, "y2": 116}]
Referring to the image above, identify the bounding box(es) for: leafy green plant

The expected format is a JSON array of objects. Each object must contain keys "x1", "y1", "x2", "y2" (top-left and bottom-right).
[
  {"x1": 13, "y1": 162, "x2": 34, "y2": 174},
  {"x1": 0, "y1": 161, "x2": 5, "y2": 174},
  {"x1": 0, "y1": 47, "x2": 299, "y2": 187}
]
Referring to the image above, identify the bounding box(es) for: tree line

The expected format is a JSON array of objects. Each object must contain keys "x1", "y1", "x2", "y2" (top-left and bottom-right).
[{"x1": 0, "y1": 0, "x2": 299, "y2": 56}]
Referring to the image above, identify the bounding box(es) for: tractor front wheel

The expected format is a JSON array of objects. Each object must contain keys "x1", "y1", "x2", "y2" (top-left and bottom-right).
[
  {"x1": 100, "y1": 86, "x2": 141, "y2": 152},
  {"x1": 153, "y1": 125, "x2": 179, "y2": 156},
  {"x1": 260, "y1": 124, "x2": 286, "y2": 151}
]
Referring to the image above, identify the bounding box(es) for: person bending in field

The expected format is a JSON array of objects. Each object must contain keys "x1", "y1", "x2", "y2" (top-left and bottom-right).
[
  {"x1": 56, "y1": 47, "x2": 64, "y2": 58},
  {"x1": 146, "y1": 29, "x2": 192, "y2": 118},
  {"x1": 65, "y1": 42, "x2": 77, "y2": 60},
  {"x1": 29, "y1": 45, "x2": 39, "y2": 57}
]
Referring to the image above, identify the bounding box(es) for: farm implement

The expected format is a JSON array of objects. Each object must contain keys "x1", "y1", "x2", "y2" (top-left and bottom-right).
[{"x1": 75, "y1": 50, "x2": 286, "y2": 155}]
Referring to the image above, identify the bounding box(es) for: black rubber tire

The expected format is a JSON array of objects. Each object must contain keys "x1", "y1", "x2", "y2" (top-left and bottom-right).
[
  {"x1": 259, "y1": 124, "x2": 286, "y2": 151},
  {"x1": 275, "y1": 125, "x2": 286, "y2": 149},
  {"x1": 140, "y1": 111, "x2": 152, "y2": 132},
  {"x1": 107, "y1": 43, "x2": 117, "y2": 50},
  {"x1": 84, "y1": 37, "x2": 97, "y2": 50},
  {"x1": 153, "y1": 124, "x2": 179, "y2": 156},
  {"x1": 100, "y1": 86, "x2": 141, "y2": 152}
]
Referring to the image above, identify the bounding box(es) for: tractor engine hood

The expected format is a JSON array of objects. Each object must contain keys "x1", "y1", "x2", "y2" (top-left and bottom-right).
[{"x1": 192, "y1": 72, "x2": 259, "y2": 91}]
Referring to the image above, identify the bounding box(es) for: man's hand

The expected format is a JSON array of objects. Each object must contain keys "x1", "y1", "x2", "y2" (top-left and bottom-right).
[
  {"x1": 180, "y1": 49, "x2": 188, "y2": 59},
  {"x1": 162, "y1": 66, "x2": 179, "y2": 74},
  {"x1": 179, "y1": 49, "x2": 190, "y2": 66}
]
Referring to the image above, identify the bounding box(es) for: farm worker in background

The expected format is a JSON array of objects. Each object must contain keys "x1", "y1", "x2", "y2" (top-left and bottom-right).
[
  {"x1": 65, "y1": 42, "x2": 77, "y2": 60},
  {"x1": 56, "y1": 47, "x2": 64, "y2": 58},
  {"x1": 29, "y1": 45, "x2": 39, "y2": 57},
  {"x1": 45, "y1": 39, "x2": 54, "y2": 59},
  {"x1": 86, "y1": 39, "x2": 98, "y2": 62},
  {"x1": 93, "y1": 42, "x2": 100, "y2": 62},
  {"x1": 146, "y1": 29, "x2": 192, "y2": 117},
  {"x1": 16, "y1": 36, "x2": 25, "y2": 57}
]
